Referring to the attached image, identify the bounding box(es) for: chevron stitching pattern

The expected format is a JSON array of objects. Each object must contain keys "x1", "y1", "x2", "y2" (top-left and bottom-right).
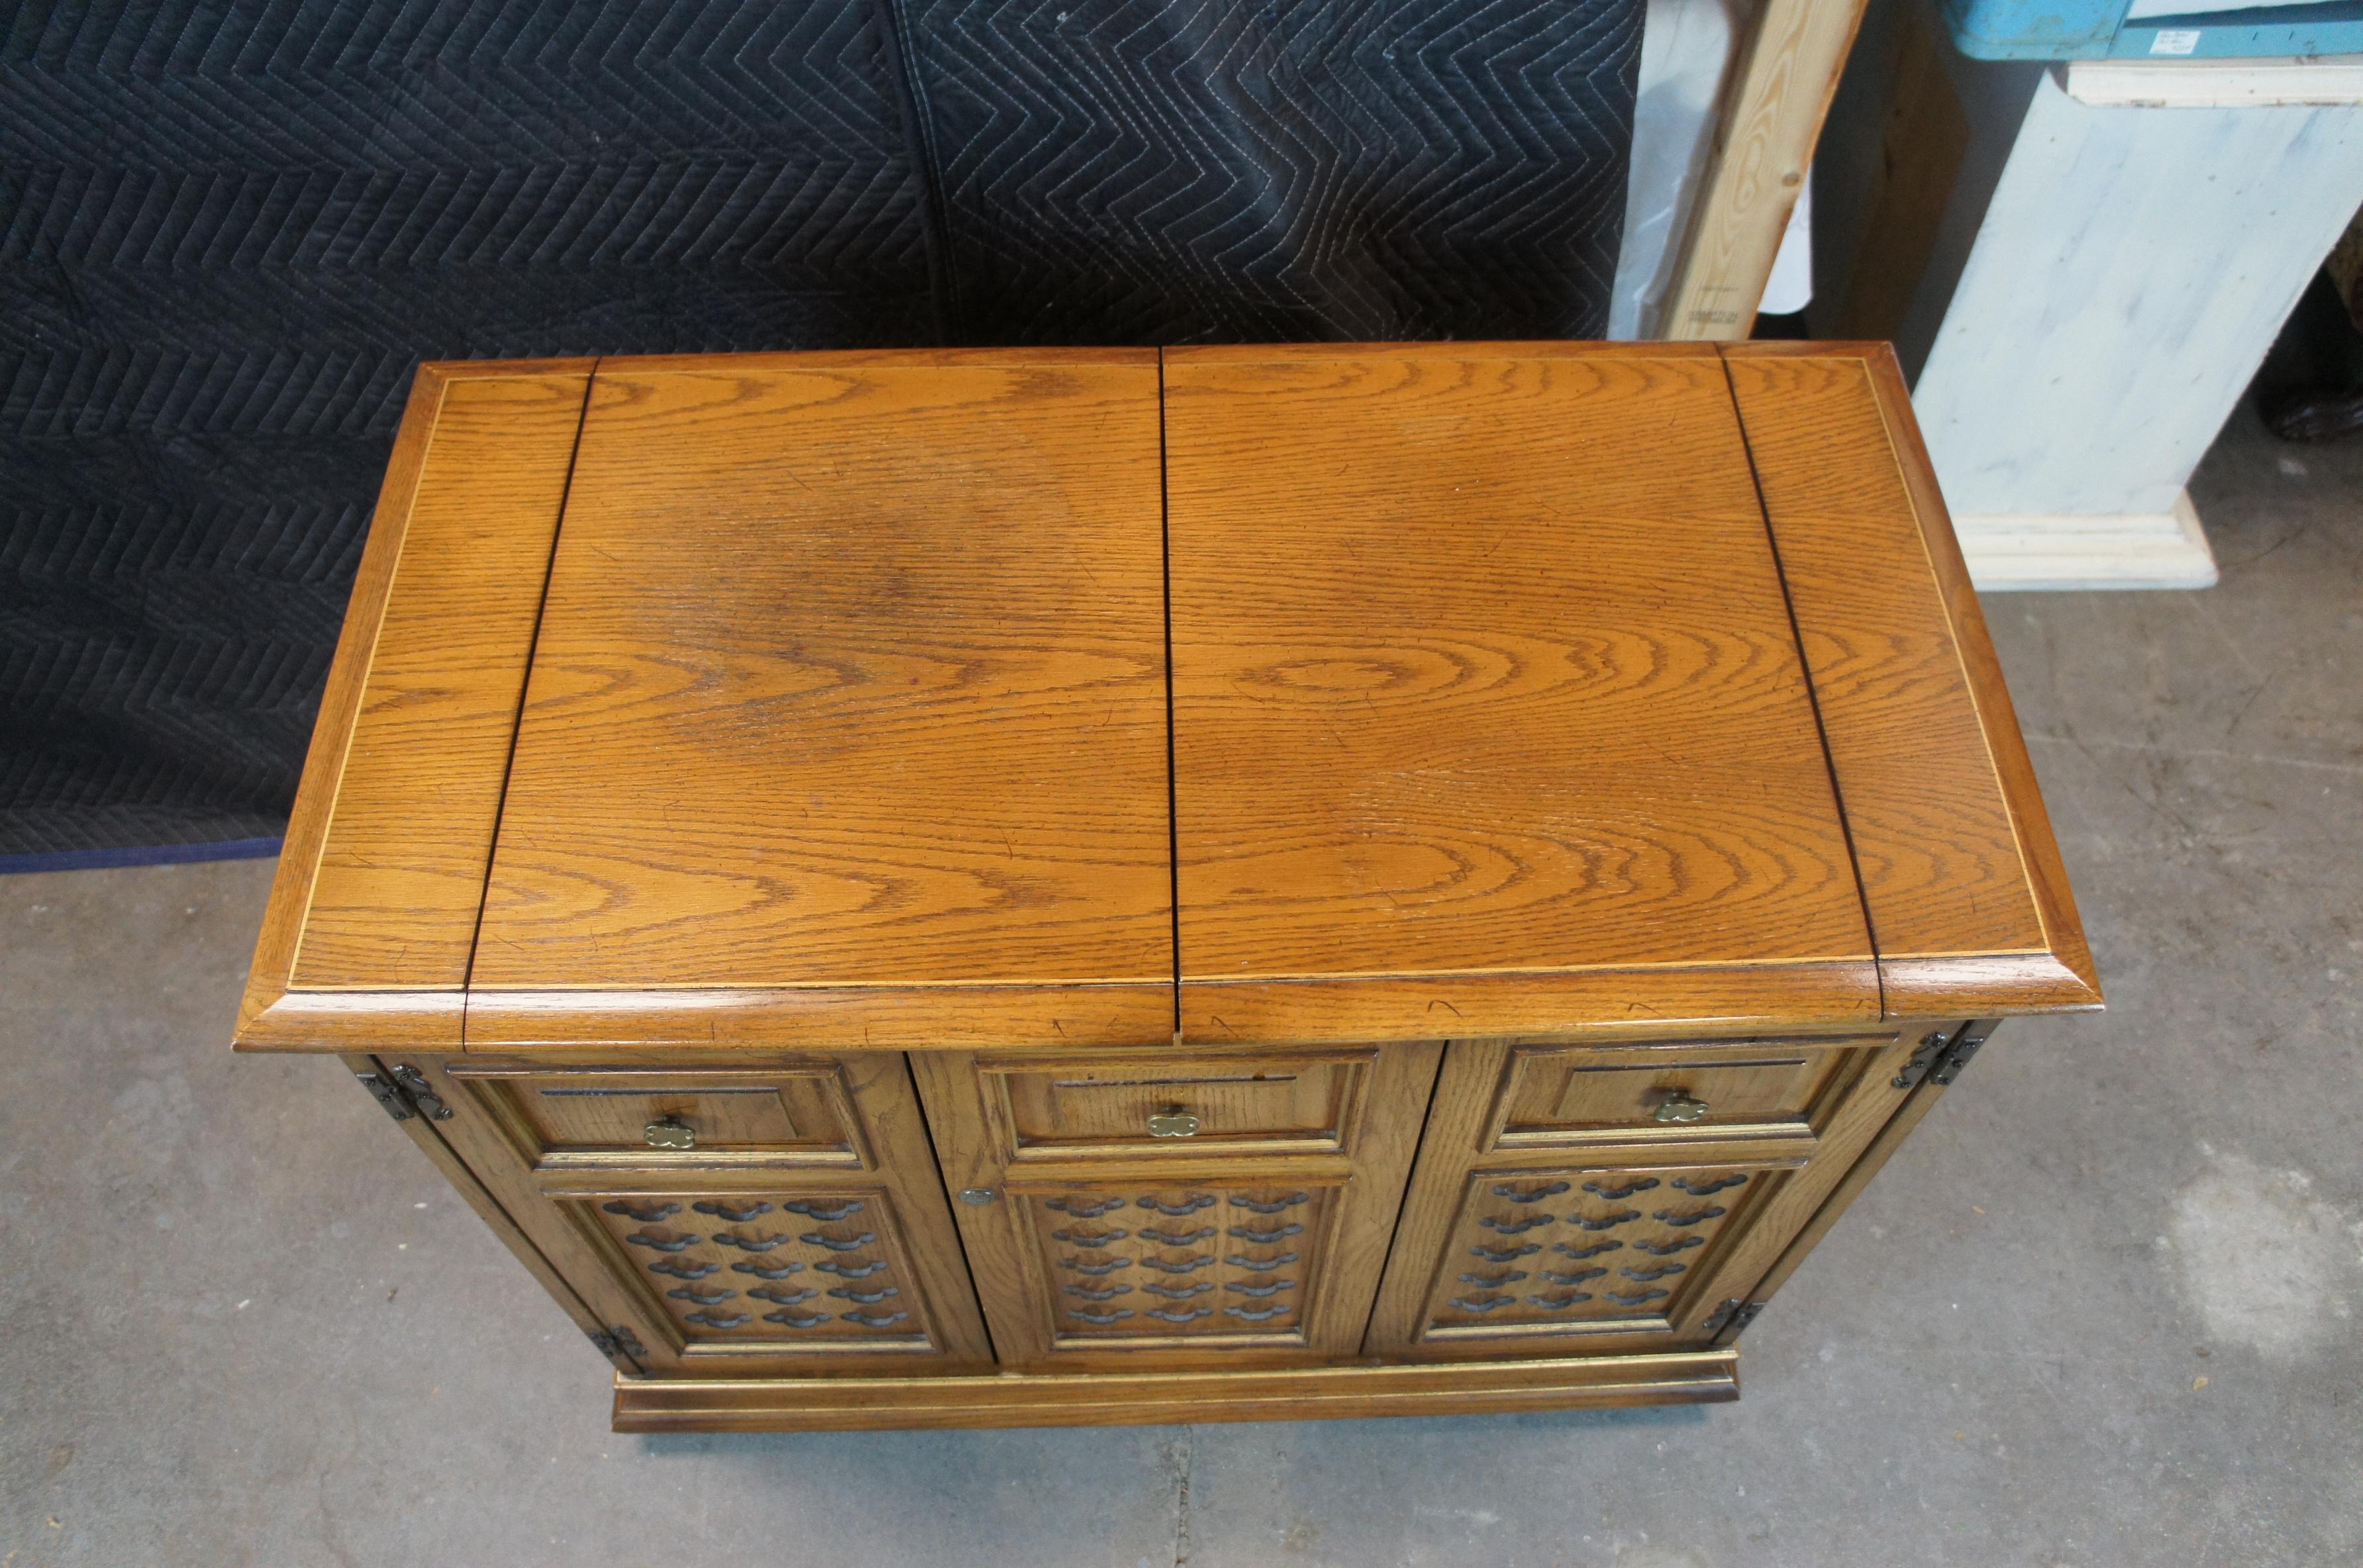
[
  {"x1": 1, "y1": 0, "x2": 1638, "y2": 854},
  {"x1": 909, "y1": 0, "x2": 1640, "y2": 342}
]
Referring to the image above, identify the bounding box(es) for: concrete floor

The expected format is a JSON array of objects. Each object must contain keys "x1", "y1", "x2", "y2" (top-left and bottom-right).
[{"x1": 3, "y1": 409, "x2": 2358, "y2": 1567}]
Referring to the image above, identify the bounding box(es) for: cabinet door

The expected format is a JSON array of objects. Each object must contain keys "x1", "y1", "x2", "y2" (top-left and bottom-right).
[
  {"x1": 397, "y1": 1052, "x2": 992, "y2": 1377},
  {"x1": 914, "y1": 1044, "x2": 1441, "y2": 1369},
  {"x1": 1366, "y1": 1032, "x2": 1920, "y2": 1357}
]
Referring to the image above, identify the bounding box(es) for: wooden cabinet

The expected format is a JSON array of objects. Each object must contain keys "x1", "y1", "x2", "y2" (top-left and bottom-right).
[{"x1": 237, "y1": 346, "x2": 2097, "y2": 1432}]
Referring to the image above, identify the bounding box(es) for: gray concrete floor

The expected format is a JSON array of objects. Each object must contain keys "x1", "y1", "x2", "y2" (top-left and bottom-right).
[{"x1": 4, "y1": 409, "x2": 2359, "y2": 1567}]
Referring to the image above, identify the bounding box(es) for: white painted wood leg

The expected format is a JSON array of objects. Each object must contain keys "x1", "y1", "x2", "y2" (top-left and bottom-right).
[
  {"x1": 1955, "y1": 491, "x2": 2218, "y2": 592},
  {"x1": 1911, "y1": 60, "x2": 2363, "y2": 590}
]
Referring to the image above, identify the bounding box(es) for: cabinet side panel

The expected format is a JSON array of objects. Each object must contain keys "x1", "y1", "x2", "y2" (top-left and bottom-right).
[
  {"x1": 1721, "y1": 345, "x2": 2097, "y2": 1016},
  {"x1": 291, "y1": 367, "x2": 595, "y2": 994}
]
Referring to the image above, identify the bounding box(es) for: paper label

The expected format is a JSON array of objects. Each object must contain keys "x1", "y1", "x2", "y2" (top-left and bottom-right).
[{"x1": 2149, "y1": 28, "x2": 2202, "y2": 53}]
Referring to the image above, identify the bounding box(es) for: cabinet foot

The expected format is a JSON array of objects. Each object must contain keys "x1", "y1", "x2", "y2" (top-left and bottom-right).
[{"x1": 610, "y1": 1350, "x2": 1740, "y2": 1432}]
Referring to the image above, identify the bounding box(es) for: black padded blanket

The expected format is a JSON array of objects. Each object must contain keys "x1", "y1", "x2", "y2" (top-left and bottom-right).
[{"x1": 1, "y1": 0, "x2": 1641, "y2": 860}]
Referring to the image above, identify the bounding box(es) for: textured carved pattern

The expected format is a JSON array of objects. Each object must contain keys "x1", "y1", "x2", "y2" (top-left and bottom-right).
[
  {"x1": 1029, "y1": 1186, "x2": 1332, "y2": 1342},
  {"x1": 583, "y1": 1190, "x2": 929, "y2": 1348},
  {"x1": 1425, "y1": 1168, "x2": 1760, "y2": 1334}
]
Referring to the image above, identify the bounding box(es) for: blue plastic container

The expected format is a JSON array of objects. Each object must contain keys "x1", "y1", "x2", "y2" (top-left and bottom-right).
[{"x1": 1940, "y1": 0, "x2": 2363, "y2": 58}]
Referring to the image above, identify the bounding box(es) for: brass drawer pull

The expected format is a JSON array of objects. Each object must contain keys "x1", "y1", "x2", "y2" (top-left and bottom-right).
[
  {"x1": 1654, "y1": 1093, "x2": 1710, "y2": 1124},
  {"x1": 1146, "y1": 1108, "x2": 1201, "y2": 1138},
  {"x1": 643, "y1": 1115, "x2": 697, "y2": 1150}
]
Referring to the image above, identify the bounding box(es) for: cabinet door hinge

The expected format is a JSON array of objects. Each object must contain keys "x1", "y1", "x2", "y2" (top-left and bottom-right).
[
  {"x1": 1892, "y1": 1020, "x2": 2002, "y2": 1090},
  {"x1": 588, "y1": 1325, "x2": 647, "y2": 1362},
  {"x1": 354, "y1": 1071, "x2": 414, "y2": 1122},
  {"x1": 1930, "y1": 1019, "x2": 1999, "y2": 1085},
  {"x1": 1702, "y1": 1298, "x2": 1766, "y2": 1340},
  {"x1": 355, "y1": 1063, "x2": 454, "y2": 1123}
]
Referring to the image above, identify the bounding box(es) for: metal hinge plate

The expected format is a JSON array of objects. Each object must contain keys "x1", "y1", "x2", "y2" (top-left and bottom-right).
[
  {"x1": 588, "y1": 1325, "x2": 648, "y2": 1362},
  {"x1": 354, "y1": 1071, "x2": 414, "y2": 1122},
  {"x1": 1893, "y1": 1020, "x2": 2002, "y2": 1091},
  {"x1": 355, "y1": 1062, "x2": 454, "y2": 1123},
  {"x1": 1702, "y1": 1298, "x2": 1766, "y2": 1340}
]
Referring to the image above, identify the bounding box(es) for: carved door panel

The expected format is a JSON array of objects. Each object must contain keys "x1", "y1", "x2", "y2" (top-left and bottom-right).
[
  {"x1": 914, "y1": 1044, "x2": 1442, "y2": 1370},
  {"x1": 395, "y1": 1052, "x2": 992, "y2": 1377},
  {"x1": 1366, "y1": 1031, "x2": 1923, "y2": 1358}
]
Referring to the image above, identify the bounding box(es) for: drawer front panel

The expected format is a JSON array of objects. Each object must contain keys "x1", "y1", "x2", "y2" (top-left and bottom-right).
[
  {"x1": 448, "y1": 1065, "x2": 867, "y2": 1169},
  {"x1": 1492, "y1": 1036, "x2": 1894, "y2": 1148},
  {"x1": 983, "y1": 1050, "x2": 1374, "y2": 1159},
  {"x1": 1020, "y1": 1181, "x2": 1337, "y2": 1348}
]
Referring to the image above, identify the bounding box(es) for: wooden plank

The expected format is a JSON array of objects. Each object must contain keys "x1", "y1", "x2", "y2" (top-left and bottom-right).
[
  {"x1": 1662, "y1": 0, "x2": 1875, "y2": 339},
  {"x1": 1165, "y1": 343, "x2": 1878, "y2": 1042},
  {"x1": 610, "y1": 1348, "x2": 1742, "y2": 1432},
  {"x1": 235, "y1": 360, "x2": 593, "y2": 1052},
  {"x1": 2064, "y1": 56, "x2": 2363, "y2": 109},
  {"x1": 468, "y1": 350, "x2": 1174, "y2": 1050},
  {"x1": 1722, "y1": 344, "x2": 2100, "y2": 1016}
]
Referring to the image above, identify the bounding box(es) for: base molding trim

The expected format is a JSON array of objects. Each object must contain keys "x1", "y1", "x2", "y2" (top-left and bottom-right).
[
  {"x1": 1956, "y1": 489, "x2": 2219, "y2": 591},
  {"x1": 611, "y1": 1349, "x2": 1742, "y2": 1432}
]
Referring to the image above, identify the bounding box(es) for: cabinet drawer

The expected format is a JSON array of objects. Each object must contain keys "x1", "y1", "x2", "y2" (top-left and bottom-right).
[
  {"x1": 446, "y1": 1065, "x2": 871, "y2": 1170},
  {"x1": 1489, "y1": 1036, "x2": 1895, "y2": 1149},
  {"x1": 981, "y1": 1050, "x2": 1377, "y2": 1160}
]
